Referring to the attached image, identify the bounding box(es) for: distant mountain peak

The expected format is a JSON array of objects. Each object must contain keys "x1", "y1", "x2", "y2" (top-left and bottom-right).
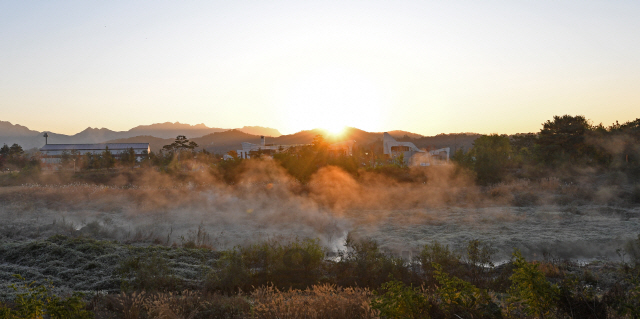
[
  {"x1": 238, "y1": 126, "x2": 281, "y2": 137},
  {"x1": 0, "y1": 121, "x2": 40, "y2": 136},
  {"x1": 132, "y1": 122, "x2": 215, "y2": 131}
]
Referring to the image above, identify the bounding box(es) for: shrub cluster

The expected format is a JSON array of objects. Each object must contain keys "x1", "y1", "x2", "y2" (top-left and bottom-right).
[
  {"x1": 0, "y1": 275, "x2": 93, "y2": 319},
  {"x1": 2, "y1": 235, "x2": 640, "y2": 318}
]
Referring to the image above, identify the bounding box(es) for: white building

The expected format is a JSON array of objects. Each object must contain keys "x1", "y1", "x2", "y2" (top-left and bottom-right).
[
  {"x1": 234, "y1": 136, "x2": 356, "y2": 159},
  {"x1": 383, "y1": 132, "x2": 450, "y2": 166},
  {"x1": 236, "y1": 136, "x2": 308, "y2": 159},
  {"x1": 328, "y1": 140, "x2": 355, "y2": 157},
  {"x1": 40, "y1": 143, "x2": 150, "y2": 164}
]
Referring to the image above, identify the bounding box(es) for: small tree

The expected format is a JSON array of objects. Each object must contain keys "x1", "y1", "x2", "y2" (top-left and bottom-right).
[
  {"x1": 9, "y1": 143, "x2": 24, "y2": 156},
  {"x1": 0, "y1": 144, "x2": 9, "y2": 157},
  {"x1": 80, "y1": 152, "x2": 95, "y2": 170},
  {"x1": 370, "y1": 279, "x2": 430, "y2": 318},
  {"x1": 119, "y1": 147, "x2": 137, "y2": 168},
  {"x1": 162, "y1": 136, "x2": 199, "y2": 164},
  {"x1": 418, "y1": 241, "x2": 462, "y2": 283},
  {"x1": 536, "y1": 114, "x2": 594, "y2": 166},
  {"x1": 163, "y1": 135, "x2": 199, "y2": 154},
  {"x1": 507, "y1": 250, "x2": 559, "y2": 318},
  {"x1": 463, "y1": 134, "x2": 512, "y2": 184},
  {"x1": 465, "y1": 239, "x2": 496, "y2": 286},
  {"x1": 0, "y1": 143, "x2": 27, "y2": 169},
  {"x1": 60, "y1": 151, "x2": 72, "y2": 169},
  {"x1": 433, "y1": 263, "x2": 498, "y2": 318},
  {"x1": 101, "y1": 147, "x2": 115, "y2": 170},
  {"x1": 0, "y1": 144, "x2": 7, "y2": 171},
  {"x1": 511, "y1": 133, "x2": 538, "y2": 166}
]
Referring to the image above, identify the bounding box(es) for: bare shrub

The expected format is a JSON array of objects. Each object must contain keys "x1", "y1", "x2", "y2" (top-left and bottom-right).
[
  {"x1": 181, "y1": 223, "x2": 212, "y2": 249},
  {"x1": 116, "y1": 291, "x2": 147, "y2": 319},
  {"x1": 336, "y1": 235, "x2": 413, "y2": 289}
]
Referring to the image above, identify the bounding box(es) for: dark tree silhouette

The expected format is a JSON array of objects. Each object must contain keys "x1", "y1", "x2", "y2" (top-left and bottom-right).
[{"x1": 536, "y1": 115, "x2": 594, "y2": 165}]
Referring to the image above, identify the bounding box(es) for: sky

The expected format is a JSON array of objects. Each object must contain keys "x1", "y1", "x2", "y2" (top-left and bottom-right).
[{"x1": 1, "y1": 1, "x2": 639, "y2": 136}]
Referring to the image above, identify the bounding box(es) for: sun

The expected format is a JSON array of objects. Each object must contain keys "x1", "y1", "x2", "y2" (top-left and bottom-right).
[
  {"x1": 276, "y1": 67, "x2": 386, "y2": 134},
  {"x1": 324, "y1": 124, "x2": 346, "y2": 136}
]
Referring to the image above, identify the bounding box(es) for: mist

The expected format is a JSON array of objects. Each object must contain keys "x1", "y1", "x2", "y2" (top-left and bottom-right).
[{"x1": 1, "y1": 157, "x2": 638, "y2": 262}]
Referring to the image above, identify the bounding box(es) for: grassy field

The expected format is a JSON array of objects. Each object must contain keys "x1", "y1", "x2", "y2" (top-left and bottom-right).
[{"x1": 1, "y1": 166, "x2": 640, "y2": 317}]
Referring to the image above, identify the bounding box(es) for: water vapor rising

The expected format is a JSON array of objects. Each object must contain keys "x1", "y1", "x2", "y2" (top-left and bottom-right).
[{"x1": 0, "y1": 158, "x2": 638, "y2": 261}]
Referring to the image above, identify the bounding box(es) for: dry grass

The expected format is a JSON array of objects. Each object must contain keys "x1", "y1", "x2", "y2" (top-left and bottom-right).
[
  {"x1": 105, "y1": 290, "x2": 250, "y2": 319},
  {"x1": 144, "y1": 290, "x2": 205, "y2": 319},
  {"x1": 533, "y1": 261, "x2": 564, "y2": 279},
  {"x1": 101, "y1": 286, "x2": 377, "y2": 319},
  {"x1": 116, "y1": 291, "x2": 147, "y2": 319},
  {"x1": 252, "y1": 284, "x2": 377, "y2": 319}
]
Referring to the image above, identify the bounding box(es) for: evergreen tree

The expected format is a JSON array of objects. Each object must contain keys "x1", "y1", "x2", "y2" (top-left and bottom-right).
[{"x1": 536, "y1": 115, "x2": 594, "y2": 166}]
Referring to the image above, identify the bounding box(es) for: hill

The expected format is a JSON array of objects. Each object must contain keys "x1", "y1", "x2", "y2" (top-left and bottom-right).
[
  {"x1": 194, "y1": 130, "x2": 264, "y2": 154},
  {"x1": 0, "y1": 120, "x2": 281, "y2": 150},
  {"x1": 411, "y1": 133, "x2": 482, "y2": 152},
  {"x1": 386, "y1": 130, "x2": 424, "y2": 139},
  {"x1": 236, "y1": 126, "x2": 281, "y2": 137},
  {"x1": 0, "y1": 121, "x2": 43, "y2": 149},
  {"x1": 128, "y1": 122, "x2": 226, "y2": 139},
  {"x1": 0, "y1": 121, "x2": 39, "y2": 136},
  {"x1": 109, "y1": 130, "x2": 265, "y2": 153},
  {"x1": 1, "y1": 119, "x2": 479, "y2": 155}
]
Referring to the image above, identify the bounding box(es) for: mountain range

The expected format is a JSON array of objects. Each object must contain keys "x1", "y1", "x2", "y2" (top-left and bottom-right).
[
  {"x1": 0, "y1": 121, "x2": 281, "y2": 150},
  {"x1": 1, "y1": 120, "x2": 480, "y2": 155}
]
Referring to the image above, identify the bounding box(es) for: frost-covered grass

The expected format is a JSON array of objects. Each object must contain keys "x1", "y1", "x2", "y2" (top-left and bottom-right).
[
  {"x1": 0, "y1": 234, "x2": 639, "y2": 318},
  {"x1": 1, "y1": 180, "x2": 639, "y2": 262},
  {"x1": 1, "y1": 167, "x2": 640, "y2": 317},
  {"x1": 0, "y1": 235, "x2": 220, "y2": 299}
]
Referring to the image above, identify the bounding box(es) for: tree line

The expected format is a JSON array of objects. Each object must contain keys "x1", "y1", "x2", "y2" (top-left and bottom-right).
[
  {"x1": 3, "y1": 115, "x2": 640, "y2": 185},
  {"x1": 453, "y1": 115, "x2": 640, "y2": 184}
]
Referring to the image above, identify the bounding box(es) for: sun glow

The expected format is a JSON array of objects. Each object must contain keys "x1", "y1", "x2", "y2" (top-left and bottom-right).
[
  {"x1": 276, "y1": 68, "x2": 387, "y2": 134},
  {"x1": 325, "y1": 125, "x2": 346, "y2": 136}
]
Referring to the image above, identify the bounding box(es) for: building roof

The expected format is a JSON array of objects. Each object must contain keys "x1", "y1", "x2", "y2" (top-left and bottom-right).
[
  {"x1": 40, "y1": 143, "x2": 150, "y2": 151},
  {"x1": 382, "y1": 132, "x2": 423, "y2": 154},
  {"x1": 239, "y1": 142, "x2": 308, "y2": 152}
]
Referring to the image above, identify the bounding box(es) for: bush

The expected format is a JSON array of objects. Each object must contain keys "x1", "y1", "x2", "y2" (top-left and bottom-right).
[
  {"x1": 205, "y1": 249, "x2": 250, "y2": 294},
  {"x1": 116, "y1": 253, "x2": 182, "y2": 292},
  {"x1": 465, "y1": 239, "x2": 496, "y2": 287},
  {"x1": 335, "y1": 235, "x2": 413, "y2": 289},
  {"x1": 0, "y1": 274, "x2": 93, "y2": 319},
  {"x1": 432, "y1": 263, "x2": 501, "y2": 319},
  {"x1": 418, "y1": 241, "x2": 462, "y2": 285},
  {"x1": 505, "y1": 250, "x2": 559, "y2": 318},
  {"x1": 556, "y1": 276, "x2": 607, "y2": 319},
  {"x1": 370, "y1": 279, "x2": 430, "y2": 319},
  {"x1": 207, "y1": 238, "x2": 325, "y2": 293}
]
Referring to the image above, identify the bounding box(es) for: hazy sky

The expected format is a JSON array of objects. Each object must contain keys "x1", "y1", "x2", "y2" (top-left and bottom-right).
[{"x1": 1, "y1": 1, "x2": 639, "y2": 136}]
